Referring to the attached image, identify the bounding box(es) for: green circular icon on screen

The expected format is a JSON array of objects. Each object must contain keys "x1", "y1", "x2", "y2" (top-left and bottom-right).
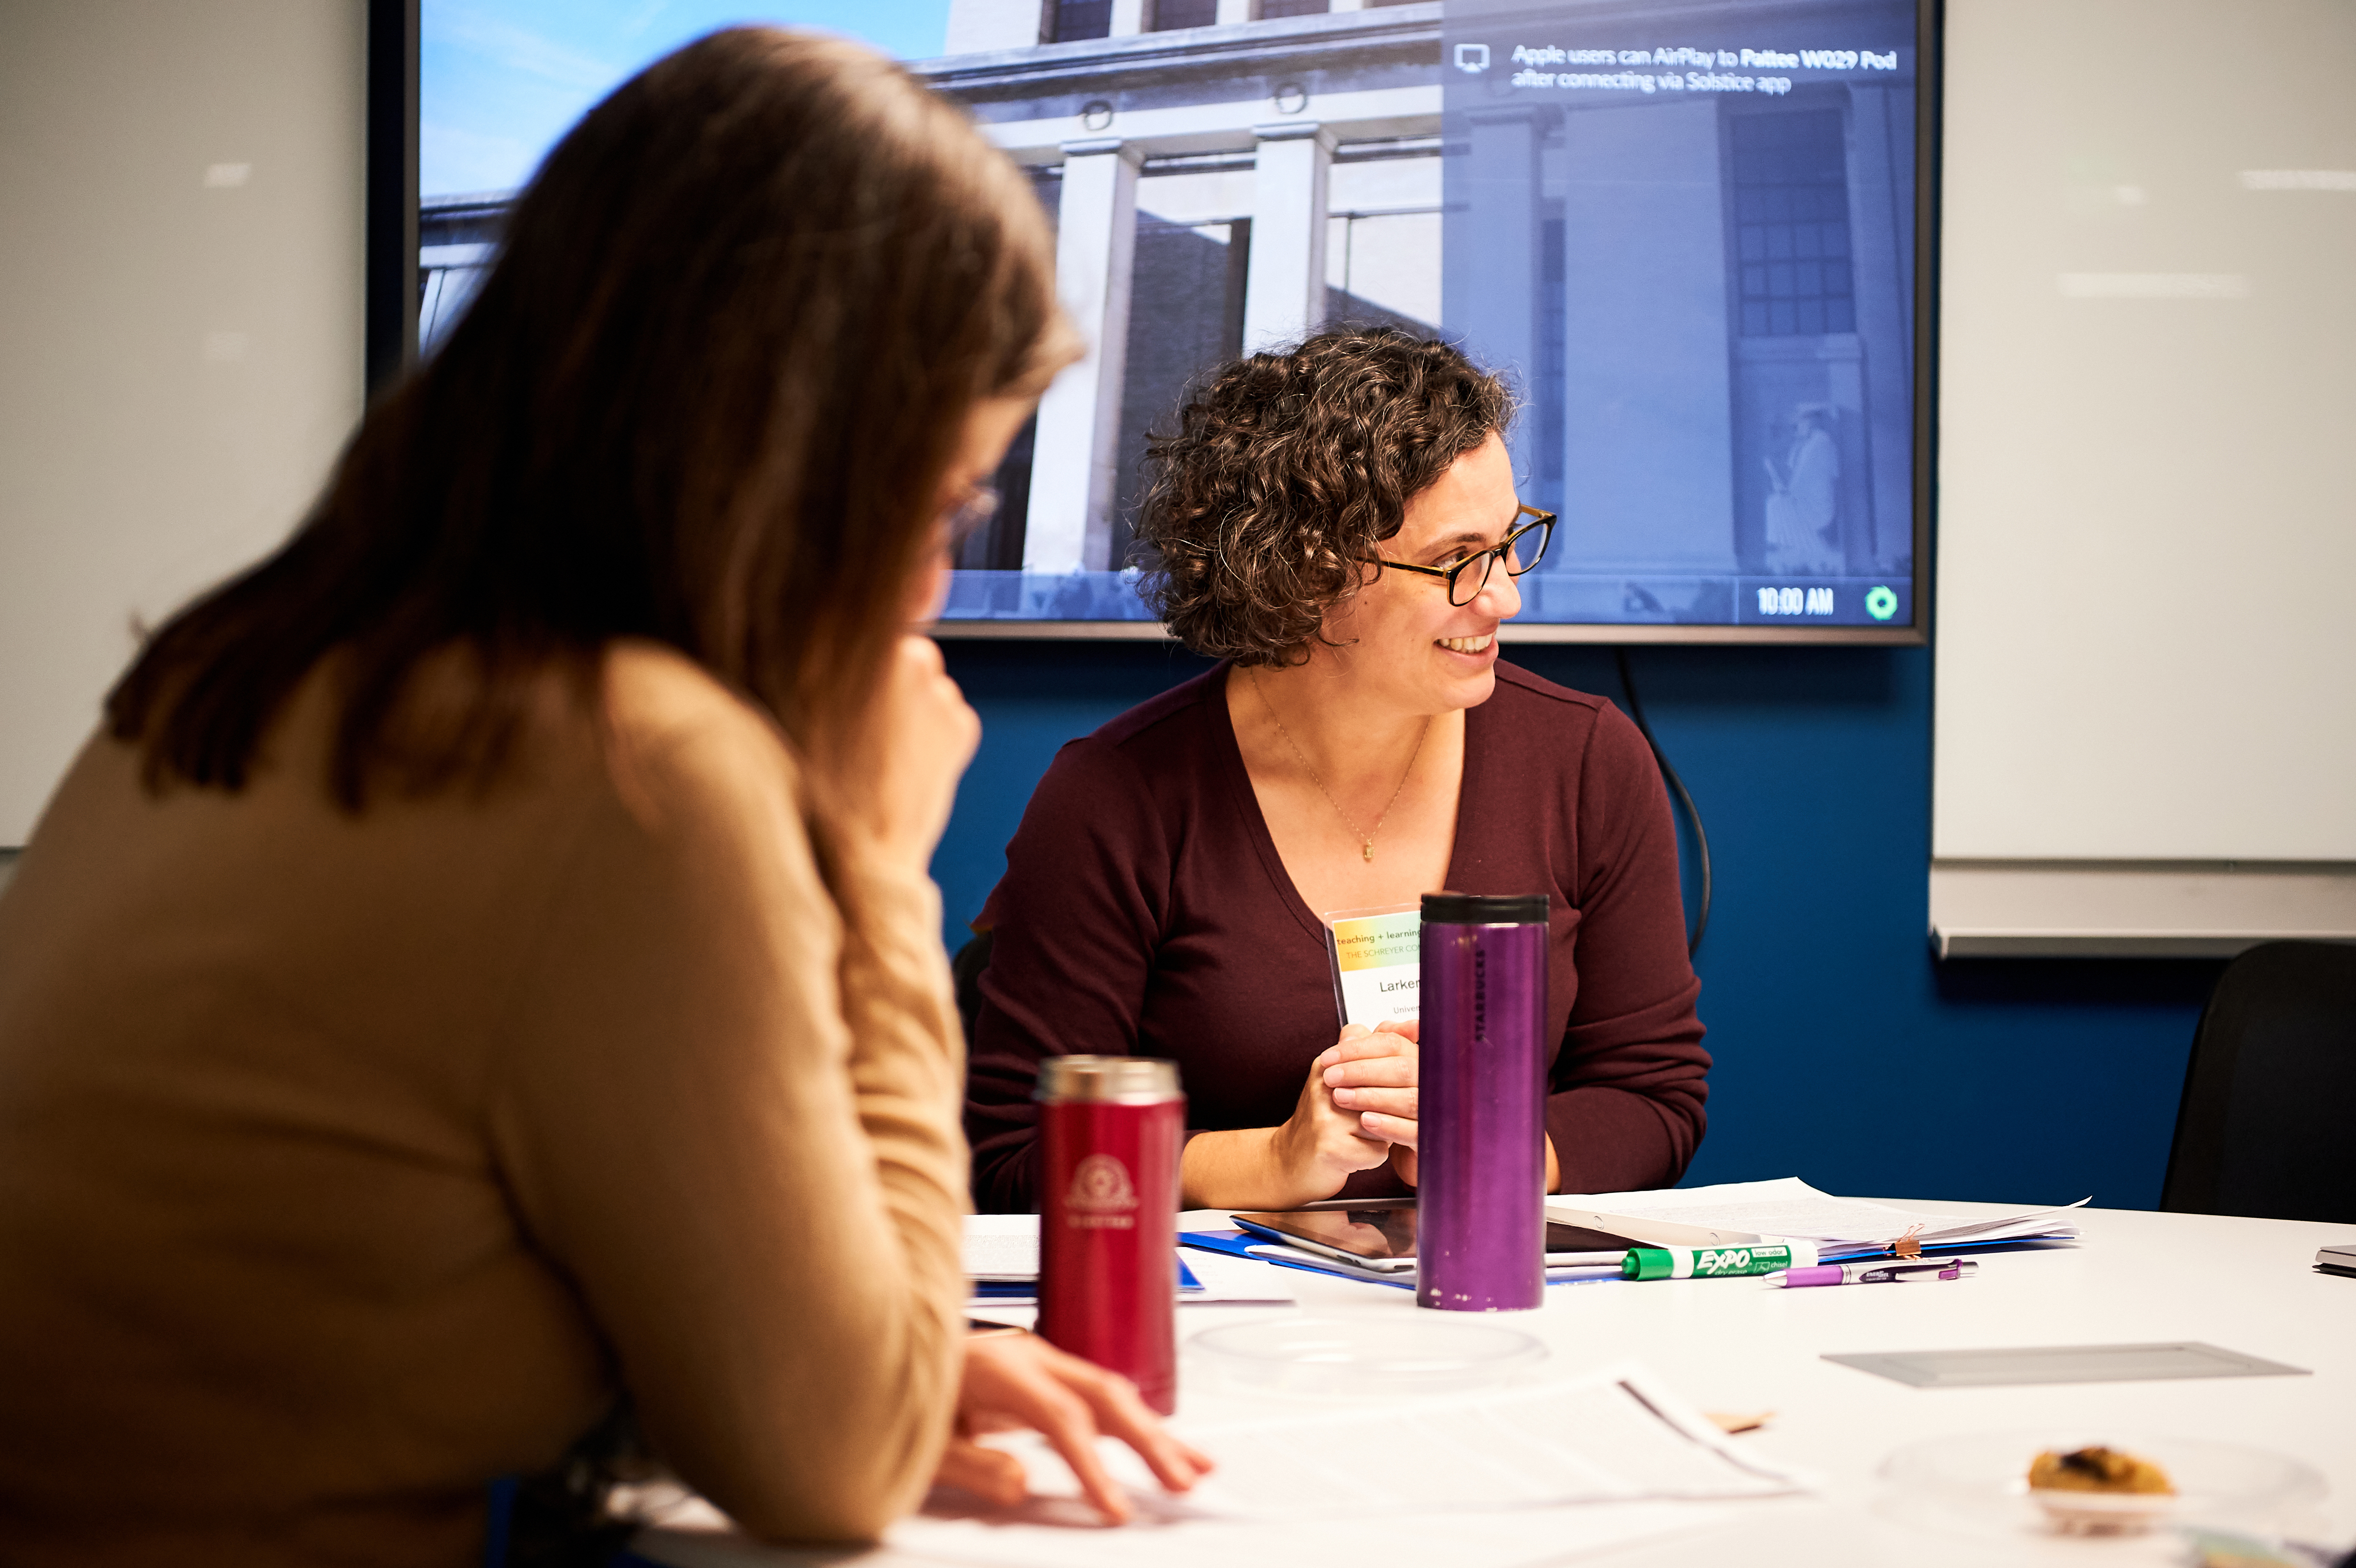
[{"x1": 1864, "y1": 585, "x2": 1899, "y2": 621}]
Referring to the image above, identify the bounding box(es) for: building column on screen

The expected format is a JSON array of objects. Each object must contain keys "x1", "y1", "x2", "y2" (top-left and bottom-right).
[
  {"x1": 1023, "y1": 137, "x2": 1143, "y2": 573},
  {"x1": 1557, "y1": 97, "x2": 1737, "y2": 573},
  {"x1": 1242, "y1": 120, "x2": 1335, "y2": 352},
  {"x1": 1110, "y1": 0, "x2": 1146, "y2": 35},
  {"x1": 1445, "y1": 107, "x2": 1542, "y2": 489},
  {"x1": 1213, "y1": 0, "x2": 1251, "y2": 25}
]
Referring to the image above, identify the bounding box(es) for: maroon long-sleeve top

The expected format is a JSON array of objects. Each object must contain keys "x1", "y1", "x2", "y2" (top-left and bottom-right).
[{"x1": 964, "y1": 661, "x2": 1709, "y2": 1213}]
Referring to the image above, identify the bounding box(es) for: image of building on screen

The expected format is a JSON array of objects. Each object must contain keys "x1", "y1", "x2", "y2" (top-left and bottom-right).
[
  {"x1": 417, "y1": 0, "x2": 1918, "y2": 629},
  {"x1": 1444, "y1": 0, "x2": 1919, "y2": 626},
  {"x1": 919, "y1": 0, "x2": 1448, "y2": 622}
]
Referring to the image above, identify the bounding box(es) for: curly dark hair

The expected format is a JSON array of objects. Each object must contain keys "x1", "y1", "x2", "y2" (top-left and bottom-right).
[{"x1": 1134, "y1": 326, "x2": 1514, "y2": 666}]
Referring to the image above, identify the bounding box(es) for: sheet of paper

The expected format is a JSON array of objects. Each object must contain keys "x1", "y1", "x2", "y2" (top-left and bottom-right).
[
  {"x1": 962, "y1": 1214, "x2": 1039, "y2": 1281},
  {"x1": 1548, "y1": 1178, "x2": 2085, "y2": 1248},
  {"x1": 968, "y1": 1216, "x2": 1294, "y2": 1304},
  {"x1": 619, "y1": 1362, "x2": 1785, "y2": 1568},
  {"x1": 1166, "y1": 1361, "x2": 1802, "y2": 1515},
  {"x1": 1177, "y1": 1248, "x2": 1299, "y2": 1305},
  {"x1": 867, "y1": 1360, "x2": 1800, "y2": 1568},
  {"x1": 639, "y1": 1501, "x2": 1718, "y2": 1568}
]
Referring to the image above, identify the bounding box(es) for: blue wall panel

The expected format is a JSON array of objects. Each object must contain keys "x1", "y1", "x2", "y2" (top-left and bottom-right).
[{"x1": 931, "y1": 640, "x2": 2219, "y2": 1211}]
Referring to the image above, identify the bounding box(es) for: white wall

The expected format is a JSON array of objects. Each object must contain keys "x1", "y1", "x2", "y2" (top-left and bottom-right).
[
  {"x1": 0, "y1": 0, "x2": 367, "y2": 845},
  {"x1": 1932, "y1": 0, "x2": 2356, "y2": 953}
]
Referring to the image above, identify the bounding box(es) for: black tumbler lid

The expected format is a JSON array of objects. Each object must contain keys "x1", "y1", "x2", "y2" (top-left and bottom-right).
[{"x1": 1421, "y1": 892, "x2": 1550, "y2": 925}]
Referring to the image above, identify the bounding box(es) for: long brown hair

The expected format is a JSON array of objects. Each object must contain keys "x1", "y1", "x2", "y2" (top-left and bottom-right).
[{"x1": 106, "y1": 28, "x2": 1062, "y2": 808}]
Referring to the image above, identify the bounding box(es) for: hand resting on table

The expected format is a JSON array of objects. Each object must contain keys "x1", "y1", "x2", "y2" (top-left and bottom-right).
[{"x1": 932, "y1": 1330, "x2": 1212, "y2": 1524}]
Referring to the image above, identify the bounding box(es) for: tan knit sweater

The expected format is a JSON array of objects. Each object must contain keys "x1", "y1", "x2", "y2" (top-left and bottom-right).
[{"x1": 0, "y1": 642, "x2": 969, "y2": 1566}]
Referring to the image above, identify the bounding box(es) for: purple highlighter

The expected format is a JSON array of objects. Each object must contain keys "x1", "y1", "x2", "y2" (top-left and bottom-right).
[{"x1": 1768, "y1": 1260, "x2": 1980, "y2": 1287}]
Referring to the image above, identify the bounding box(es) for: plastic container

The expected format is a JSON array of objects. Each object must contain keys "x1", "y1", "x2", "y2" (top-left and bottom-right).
[
  {"x1": 1880, "y1": 1431, "x2": 2328, "y2": 1546},
  {"x1": 1187, "y1": 1315, "x2": 1547, "y2": 1399}
]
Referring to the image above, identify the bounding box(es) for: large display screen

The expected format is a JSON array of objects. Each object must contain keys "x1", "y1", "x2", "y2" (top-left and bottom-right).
[
  {"x1": 417, "y1": 0, "x2": 1930, "y2": 641},
  {"x1": 1443, "y1": 0, "x2": 1923, "y2": 634}
]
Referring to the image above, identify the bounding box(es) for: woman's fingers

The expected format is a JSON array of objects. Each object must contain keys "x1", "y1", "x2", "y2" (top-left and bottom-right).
[
  {"x1": 1314, "y1": 1027, "x2": 1365, "y2": 1074},
  {"x1": 1331, "y1": 1085, "x2": 1416, "y2": 1120},
  {"x1": 1358, "y1": 1109, "x2": 1418, "y2": 1147},
  {"x1": 978, "y1": 1337, "x2": 1140, "y2": 1522},
  {"x1": 1333, "y1": 1028, "x2": 1409, "y2": 1058},
  {"x1": 934, "y1": 1436, "x2": 1028, "y2": 1507},
  {"x1": 1022, "y1": 1378, "x2": 1132, "y2": 1523},
  {"x1": 1063, "y1": 1363, "x2": 1214, "y2": 1494},
  {"x1": 955, "y1": 1333, "x2": 1221, "y2": 1523},
  {"x1": 1324, "y1": 1054, "x2": 1416, "y2": 1089},
  {"x1": 842, "y1": 635, "x2": 981, "y2": 870}
]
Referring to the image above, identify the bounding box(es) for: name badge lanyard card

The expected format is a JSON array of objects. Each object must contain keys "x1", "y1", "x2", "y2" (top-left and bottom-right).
[{"x1": 1322, "y1": 903, "x2": 1422, "y2": 1030}]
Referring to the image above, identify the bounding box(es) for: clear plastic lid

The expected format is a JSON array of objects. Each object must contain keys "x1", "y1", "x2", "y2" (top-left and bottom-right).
[
  {"x1": 1880, "y1": 1431, "x2": 2328, "y2": 1544},
  {"x1": 1188, "y1": 1315, "x2": 1547, "y2": 1398}
]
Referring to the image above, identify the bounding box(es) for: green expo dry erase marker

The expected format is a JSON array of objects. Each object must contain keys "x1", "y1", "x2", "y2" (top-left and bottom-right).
[{"x1": 1622, "y1": 1242, "x2": 1820, "y2": 1280}]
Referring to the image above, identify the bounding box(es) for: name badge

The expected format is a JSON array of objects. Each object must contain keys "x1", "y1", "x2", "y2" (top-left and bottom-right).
[{"x1": 1322, "y1": 904, "x2": 1421, "y2": 1029}]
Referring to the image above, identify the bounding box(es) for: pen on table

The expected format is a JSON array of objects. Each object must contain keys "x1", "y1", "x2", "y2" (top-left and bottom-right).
[{"x1": 1764, "y1": 1259, "x2": 1979, "y2": 1288}]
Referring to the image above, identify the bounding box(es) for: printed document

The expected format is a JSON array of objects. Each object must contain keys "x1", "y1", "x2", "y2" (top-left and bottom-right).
[
  {"x1": 1546, "y1": 1177, "x2": 2086, "y2": 1251},
  {"x1": 621, "y1": 1361, "x2": 1799, "y2": 1568}
]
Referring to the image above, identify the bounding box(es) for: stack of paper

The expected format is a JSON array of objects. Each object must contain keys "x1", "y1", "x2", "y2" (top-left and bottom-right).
[
  {"x1": 1210, "y1": 1235, "x2": 1624, "y2": 1291},
  {"x1": 1545, "y1": 1177, "x2": 2086, "y2": 1259},
  {"x1": 963, "y1": 1214, "x2": 1046, "y2": 1285}
]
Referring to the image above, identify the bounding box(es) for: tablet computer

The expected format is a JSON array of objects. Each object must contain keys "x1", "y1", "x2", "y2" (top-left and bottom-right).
[{"x1": 1233, "y1": 1207, "x2": 1638, "y2": 1266}]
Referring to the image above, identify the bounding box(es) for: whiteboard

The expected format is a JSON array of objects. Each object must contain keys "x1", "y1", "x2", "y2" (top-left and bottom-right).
[
  {"x1": 0, "y1": 1, "x2": 366, "y2": 847},
  {"x1": 1931, "y1": 0, "x2": 2356, "y2": 954}
]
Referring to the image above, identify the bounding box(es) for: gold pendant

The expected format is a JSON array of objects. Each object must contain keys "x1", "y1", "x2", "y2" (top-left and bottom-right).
[{"x1": 1362, "y1": 842, "x2": 1375, "y2": 863}]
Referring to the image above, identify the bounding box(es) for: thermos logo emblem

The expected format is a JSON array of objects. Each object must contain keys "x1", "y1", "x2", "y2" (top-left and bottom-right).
[{"x1": 1065, "y1": 1153, "x2": 1139, "y2": 1230}]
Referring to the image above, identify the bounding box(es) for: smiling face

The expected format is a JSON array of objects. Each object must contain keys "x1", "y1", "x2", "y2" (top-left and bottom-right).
[{"x1": 1313, "y1": 430, "x2": 1526, "y2": 716}]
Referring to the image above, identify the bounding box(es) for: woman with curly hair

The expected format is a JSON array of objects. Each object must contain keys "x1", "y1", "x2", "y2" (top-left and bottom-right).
[{"x1": 965, "y1": 327, "x2": 1709, "y2": 1213}]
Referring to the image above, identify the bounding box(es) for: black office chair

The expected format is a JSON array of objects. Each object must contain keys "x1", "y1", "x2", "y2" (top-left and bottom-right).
[{"x1": 2161, "y1": 940, "x2": 2356, "y2": 1223}]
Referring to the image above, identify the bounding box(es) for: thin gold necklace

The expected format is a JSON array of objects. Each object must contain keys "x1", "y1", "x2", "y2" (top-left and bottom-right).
[{"x1": 1248, "y1": 669, "x2": 1432, "y2": 864}]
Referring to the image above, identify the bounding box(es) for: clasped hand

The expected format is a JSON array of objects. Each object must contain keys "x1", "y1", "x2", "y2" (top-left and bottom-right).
[{"x1": 1272, "y1": 1020, "x2": 1420, "y2": 1199}]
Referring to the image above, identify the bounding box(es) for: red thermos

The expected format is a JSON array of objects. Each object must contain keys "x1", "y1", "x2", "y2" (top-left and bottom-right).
[{"x1": 1035, "y1": 1056, "x2": 1184, "y2": 1415}]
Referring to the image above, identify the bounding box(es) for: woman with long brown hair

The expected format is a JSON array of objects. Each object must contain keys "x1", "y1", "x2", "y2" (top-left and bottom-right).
[{"x1": 0, "y1": 28, "x2": 1202, "y2": 1564}]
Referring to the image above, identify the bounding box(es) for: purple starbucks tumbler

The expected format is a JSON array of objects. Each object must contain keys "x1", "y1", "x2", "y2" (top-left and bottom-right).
[{"x1": 1416, "y1": 892, "x2": 1550, "y2": 1312}]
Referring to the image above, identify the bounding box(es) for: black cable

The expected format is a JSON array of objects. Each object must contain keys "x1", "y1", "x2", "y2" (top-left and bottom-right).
[{"x1": 1613, "y1": 648, "x2": 1711, "y2": 959}]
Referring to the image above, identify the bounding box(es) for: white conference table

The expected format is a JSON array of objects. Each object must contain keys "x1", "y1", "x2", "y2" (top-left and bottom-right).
[{"x1": 639, "y1": 1202, "x2": 2356, "y2": 1568}]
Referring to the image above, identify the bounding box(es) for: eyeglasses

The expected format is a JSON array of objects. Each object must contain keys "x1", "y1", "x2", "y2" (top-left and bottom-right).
[{"x1": 1373, "y1": 506, "x2": 1556, "y2": 607}]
